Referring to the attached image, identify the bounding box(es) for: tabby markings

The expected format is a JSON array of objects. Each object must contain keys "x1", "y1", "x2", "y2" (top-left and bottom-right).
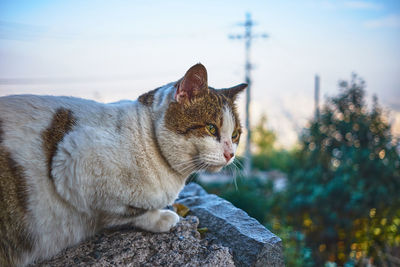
[
  {"x1": 0, "y1": 120, "x2": 33, "y2": 266},
  {"x1": 164, "y1": 88, "x2": 241, "y2": 141},
  {"x1": 42, "y1": 108, "x2": 76, "y2": 180},
  {"x1": 138, "y1": 87, "x2": 160, "y2": 106}
]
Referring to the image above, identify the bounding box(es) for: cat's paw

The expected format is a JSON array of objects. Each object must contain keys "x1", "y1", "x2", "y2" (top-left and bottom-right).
[
  {"x1": 154, "y1": 210, "x2": 180, "y2": 233},
  {"x1": 133, "y1": 209, "x2": 180, "y2": 233}
]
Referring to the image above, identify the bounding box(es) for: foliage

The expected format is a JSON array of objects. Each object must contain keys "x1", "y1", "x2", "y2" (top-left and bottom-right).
[
  {"x1": 251, "y1": 114, "x2": 294, "y2": 172},
  {"x1": 201, "y1": 74, "x2": 399, "y2": 266},
  {"x1": 252, "y1": 150, "x2": 295, "y2": 173},
  {"x1": 272, "y1": 223, "x2": 315, "y2": 267},
  {"x1": 201, "y1": 176, "x2": 273, "y2": 223},
  {"x1": 285, "y1": 74, "x2": 400, "y2": 265},
  {"x1": 199, "y1": 176, "x2": 314, "y2": 267},
  {"x1": 252, "y1": 114, "x2": 277, "y2": 155}
]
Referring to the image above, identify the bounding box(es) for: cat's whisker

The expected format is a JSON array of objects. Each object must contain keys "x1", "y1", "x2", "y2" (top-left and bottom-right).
[
  {"x1": 233, "y1": 174, "x2": 239, "y2": 191},
  {"x1": 224, "y1": 161, "x2": 239, "y2": 191},
  {"x1": 176, "y1": 162, "x2": 197, "y2": 171},
  {"x1": 175, "y1": 157, "x2": 203, "y2": 171},
  {"x1": 196, "y1": 161, "x2": 207, "y2": 171},
  {"x1": 233, "y1": 158, "x2": 244, "y2": 169},
  {"x1": 230, "y1": 163, "x2": 238, "y2": 174},
  {"x1": 174, "y1": 157, "x2": 201, "y2": 167},
  {"x1": 176, "y1": 164, "x2": 193, "y2": 174},
  {"x1": 179, "y1": 163, "x2": 200, "y2": 176},
  {"x1": 196, "y1": 163, "x2": 208, "y2": 174},
  {"x1": 229, "y1": 161, "x2": 241, "y2": 173},
  {"x1": 179, "y1": 158, "x2": 205, "y2": 176},
  {"x1": 189, "y1": 161, "x2": 203, "y2": 173}
]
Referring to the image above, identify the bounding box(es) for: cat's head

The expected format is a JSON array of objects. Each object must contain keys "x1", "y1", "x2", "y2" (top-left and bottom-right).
[{"x1": 164, "y1": 63, "x2": 247, "y2": 174}]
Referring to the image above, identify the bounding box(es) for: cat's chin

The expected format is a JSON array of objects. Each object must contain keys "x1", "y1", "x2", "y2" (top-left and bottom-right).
[{"x1": 206, "y1": 165, "x2": 225, "y2": 173}]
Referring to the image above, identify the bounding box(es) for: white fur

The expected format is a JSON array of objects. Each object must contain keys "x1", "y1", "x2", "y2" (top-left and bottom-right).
[{"x1": 0, "y1": 83, "x2": 238, "y2": 266}]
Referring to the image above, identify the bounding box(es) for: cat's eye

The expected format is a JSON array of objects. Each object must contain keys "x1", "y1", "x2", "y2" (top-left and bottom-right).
[
  {"x1": 232, "y1": 129, "x2": 239, "y2": 141},
  {"x1": 206, "y1": 124, "x2": 217, "y2": 136}
]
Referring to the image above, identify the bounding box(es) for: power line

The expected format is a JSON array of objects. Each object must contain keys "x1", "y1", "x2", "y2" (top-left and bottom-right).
[{"x1": 229, "y1": 13, "x2": 268, "y2": 176}]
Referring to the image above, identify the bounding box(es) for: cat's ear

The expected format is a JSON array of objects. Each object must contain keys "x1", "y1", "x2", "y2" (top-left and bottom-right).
[
  {"x1": 220, "y1": 83, "x2": 247, "y2": 101},
  {"x1": 175, "y1": 63, "x2": 208, "y2": 104}
]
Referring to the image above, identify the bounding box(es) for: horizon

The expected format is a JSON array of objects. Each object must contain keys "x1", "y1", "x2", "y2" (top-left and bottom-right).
[{"x1": 1, "y1": 0, "x2": 399, "y2": 147}]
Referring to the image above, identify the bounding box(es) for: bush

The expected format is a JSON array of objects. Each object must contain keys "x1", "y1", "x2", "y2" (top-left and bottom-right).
[
  {"x1": 201, "y1": 74, "x2": 400, "y2": 266},
  {"x1": 200, "y1": 177, "x2": 314, "y2": 266},
  {"x1": 285, "y1": 74, "x2": 400, "y2": 265},
  {"x1": 252, "y1": 149, "x2": 296, "y2": 173}
]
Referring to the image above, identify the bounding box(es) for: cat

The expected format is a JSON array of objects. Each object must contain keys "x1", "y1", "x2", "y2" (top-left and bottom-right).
[{"x1": 0, "y1": 63, "x2": 246, "y2": 266}]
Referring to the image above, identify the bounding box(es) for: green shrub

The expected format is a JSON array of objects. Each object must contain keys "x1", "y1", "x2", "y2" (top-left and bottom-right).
[{"x1": 285, "y1": 75, "x2": 400, "y2": 265}]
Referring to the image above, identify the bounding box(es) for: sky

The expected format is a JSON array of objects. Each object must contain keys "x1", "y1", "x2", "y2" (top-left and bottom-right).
[{"x1": 1, "y1": 0, "x2": 399, "y2": 147}]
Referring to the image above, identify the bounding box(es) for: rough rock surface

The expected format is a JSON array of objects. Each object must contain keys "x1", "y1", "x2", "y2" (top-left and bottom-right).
[
  {"x1": 31, "y1": 216, "x2": 234, "y2": 267},
  {"x1": 177, "y1": 183, "x2": 284, "y2": 267},
  {"x1": 31, "y1": 183, "x2": 283, "y2": 266}
]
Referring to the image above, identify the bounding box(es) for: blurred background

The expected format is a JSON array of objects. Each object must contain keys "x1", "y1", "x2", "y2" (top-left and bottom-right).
[{"x1": 1, "y1": 0, "x2": 399, "y2": 266}]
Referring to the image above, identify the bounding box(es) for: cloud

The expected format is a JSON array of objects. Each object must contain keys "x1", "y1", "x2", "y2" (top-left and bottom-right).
[
  {"x1": 319, "y1": 1, "x2": 383, "y2": 11},
  {"x1": 343, "y1": 1, "x2": 383, "y2": 10},
  {"x1": 364, "y1": 14, "x2": 400, "y2": 29}
]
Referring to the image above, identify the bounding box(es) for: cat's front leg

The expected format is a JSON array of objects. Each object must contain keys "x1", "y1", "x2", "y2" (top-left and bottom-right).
[{"x1": 132, "y1": 209, "x2": 180, "y2": 233}]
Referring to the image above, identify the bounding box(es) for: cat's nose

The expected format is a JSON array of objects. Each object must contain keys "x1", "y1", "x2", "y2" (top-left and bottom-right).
[{"x1": 224, "y1": 152, "x2": 234, "y2": 162}]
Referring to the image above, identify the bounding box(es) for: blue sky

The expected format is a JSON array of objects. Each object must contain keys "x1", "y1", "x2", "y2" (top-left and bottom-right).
[{"x1": 1, "y1": 0, "x2": 399, "y2": 146}]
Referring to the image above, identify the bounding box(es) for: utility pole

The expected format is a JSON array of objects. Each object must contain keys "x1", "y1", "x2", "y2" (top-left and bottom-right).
[
  {"x1": 314, "y1": 74, "x2": 320, "y2": 121},
  {"x1": 229, "y1": 13, "x2": 268, "y2": 176}
]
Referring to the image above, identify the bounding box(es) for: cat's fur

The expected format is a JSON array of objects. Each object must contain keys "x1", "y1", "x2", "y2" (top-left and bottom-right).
[{"x1": 0, "y1": 63, "x2": 246, "y2": 266}]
